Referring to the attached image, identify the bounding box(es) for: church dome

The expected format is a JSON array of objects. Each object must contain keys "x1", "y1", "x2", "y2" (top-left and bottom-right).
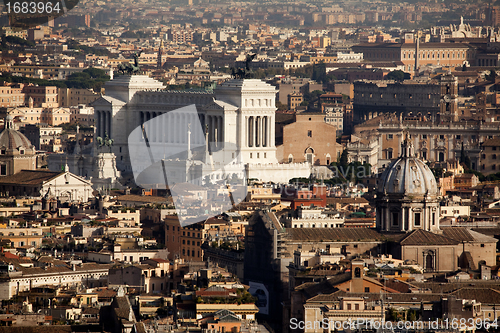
[
  {"x1": 0, "y1": 116, "x2": 33, "y2": 150},
  {"x1": 378, "y1": 140, "x2": 438, "y2": 197}
]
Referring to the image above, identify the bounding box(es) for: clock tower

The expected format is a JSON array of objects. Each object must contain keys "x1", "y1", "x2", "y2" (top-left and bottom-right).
[{"x1": 439, "y1": 73, "x2": 458, "y2": 122}]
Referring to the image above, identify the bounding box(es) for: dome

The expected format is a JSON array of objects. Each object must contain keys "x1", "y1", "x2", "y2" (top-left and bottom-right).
[
  {"x1": 0, "y1": 116, "x2": 33, "y2": 150},
  {"x1": 378, "y1": 141, "x2": 438, "y2": 197}
]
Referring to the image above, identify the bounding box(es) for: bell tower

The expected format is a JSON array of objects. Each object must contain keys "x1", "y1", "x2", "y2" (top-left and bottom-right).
[
  {"x1": 440, "y1": 73, "x2": 458, "y2": 122},
  {"x1": 351, "y1": 259, "x2": 365, "y2": 293},
  {"x1": 157, "y1": 40, "x2": 164, "y2": 69}
]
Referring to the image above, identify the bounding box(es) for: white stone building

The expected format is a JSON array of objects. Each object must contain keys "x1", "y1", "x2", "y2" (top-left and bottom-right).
[
  {"x1": 92, "y1": 75, "x2": 310, "y2": 184},
  {"x1": 0, "y1": 169, "x2": 93, "y2": 202},
  {"x1": 0, "y1": 262, "x2": 111, "y2": 300},
  {"x1": 347, "y1": 134, "x2": 379, "y2": 173},
  {"x1": 281, "y1": 207, "x2": 345, "y2": 229}
]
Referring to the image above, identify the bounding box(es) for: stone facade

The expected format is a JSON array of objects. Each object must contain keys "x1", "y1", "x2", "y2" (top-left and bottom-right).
[
  {"x1": 377, "y1": 120, "x2": 500, "y2": 171},
  {"x1": 352, "y1": 42, "x2": 471, "y2": 73},
  {"x1": 480, "y1": 138, "x2": 500, "y2": 175},
  {"x1": 93, "y1": 75, "x2": 310, "y2": 183},
  {"x1": 353, "y1": 80, "x2": 441, "y2": 124},
  {"x1": 278, "y1": 113, "x2": 342, "y2": 165}
]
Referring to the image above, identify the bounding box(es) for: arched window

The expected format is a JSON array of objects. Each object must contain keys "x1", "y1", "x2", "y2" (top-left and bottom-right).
[
  {"x1": 305, "y1": 147, "x2": 314, "y2": 164},
  {"x1": 288, "y1": 154, "x2": 293, "y2": 163},
  {"x1": 354, "y1": 267, "x2": 361, "y2": 278},
  {"x1": 424, "y1": 250, "x2": 435, "y2": 272}
]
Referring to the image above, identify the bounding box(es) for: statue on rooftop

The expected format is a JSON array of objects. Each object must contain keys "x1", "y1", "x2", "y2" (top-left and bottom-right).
[
  {"x1": 231, "y1": 53, "x2": 257, "y2": 79},
  {"x1": 117, "y1": 50, "x2": 143, "y2": 75}
]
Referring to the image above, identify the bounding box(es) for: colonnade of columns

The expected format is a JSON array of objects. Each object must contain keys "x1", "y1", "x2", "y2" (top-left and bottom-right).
[
  {"x1": 247, "y1": 116, "x2": 269, "y2": 148},
  {"x1": 96, "y1": 111, "x2": 112, "y2": 138},
  {"x1": 137, "y1": 111, "x2": 223, "y2": 145}
]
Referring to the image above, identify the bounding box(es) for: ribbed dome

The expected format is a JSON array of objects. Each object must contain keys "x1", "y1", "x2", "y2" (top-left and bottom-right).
[
  {"x1": 378, "y1": 141, "x2": 438, "y2": 197},
  {"x1": 0, "y1": 116, "x2": 33, "y2": 150}
]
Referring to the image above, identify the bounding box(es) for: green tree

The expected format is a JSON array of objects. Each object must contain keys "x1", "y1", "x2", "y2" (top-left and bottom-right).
[
  {"x1": 276, "y1": 101, "x2": 288, "y2": 111},
  {"x1": 338, "y1": 149, "x2": 349, "y2": 169},
  {"x1": 386, "y1": 70, "x2": 406, "y2": 82}
]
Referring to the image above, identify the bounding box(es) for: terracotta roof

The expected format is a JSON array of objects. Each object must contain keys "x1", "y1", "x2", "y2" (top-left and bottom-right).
[
  {"x1": 115, "y1": 194, "x2": 168, "y2": 204},
  {"x1": 400, "y1": 229, "x2": 459, "y2": 246},
  {"x1": 327, "y1": 197, "x2": 369, "y2": 205},
  {"x1": 0, "y1": 327, "x2": 73, "y2": 333},
  {"x1": 482, "y1": 138, "x2": 500, "y2": 147},
  {"x1": 411, "y1": 281, "x2": 500, "y2": 293},
  {"x1": 288, "y1": 228, "x2": 384, "y2": 242},
  {"x1": 441, "y1": 227, "x2": 475, "y2": 242},
  {"x1": 383, "y1": 279, "x2": 415, "y2": 293},
  {"x1": 306, "y1": 289, "x2": 443, "y2": 303},
  {"x1": 95, "y1": 287, "x2": 117, "y2": 299},
  {"x1": 471, "y1": 228, "x2": 500, "y2": 236},
  {"x1": 294, "y1": 273, "x2": 348, "y2": 299},
  {"x1": 451, "y1": 288, "x2": 500, "y2": 304},
  {"x1": 353, "y1": 42, "x2": 469, "y2": 49},
  {"x1": 326, "y1": 61, "x2": 404, "y2": 68},
  {"x1": 0, "y1": 170, "x2": 62, "y2": 185}
]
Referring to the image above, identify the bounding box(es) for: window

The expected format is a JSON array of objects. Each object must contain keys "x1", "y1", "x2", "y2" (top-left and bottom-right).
[
  {"x1": 307, "y1": 130, "x2": 312, "y2": 137},
  {"x1": 347, "y1": 304, "x2": 352, "y2": 310},
  {"x1": 440, "y1": 135, "x2": 445, "y2": 140},
  {"x1": 387, "y1": 134, "x2": 393, "y2": 139},
  {"x1": 365, "y1": 287, "x2": 370, "y2": 292},
  {"x1": 392, "y1": 212, "x2": 399, "y2": 226},
  {"x1": 0, "y1": 165, "x2": 6, "y2": 176},
  {"x1": 414, "y1": 212, "x2": 421, "y2": 226}
]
